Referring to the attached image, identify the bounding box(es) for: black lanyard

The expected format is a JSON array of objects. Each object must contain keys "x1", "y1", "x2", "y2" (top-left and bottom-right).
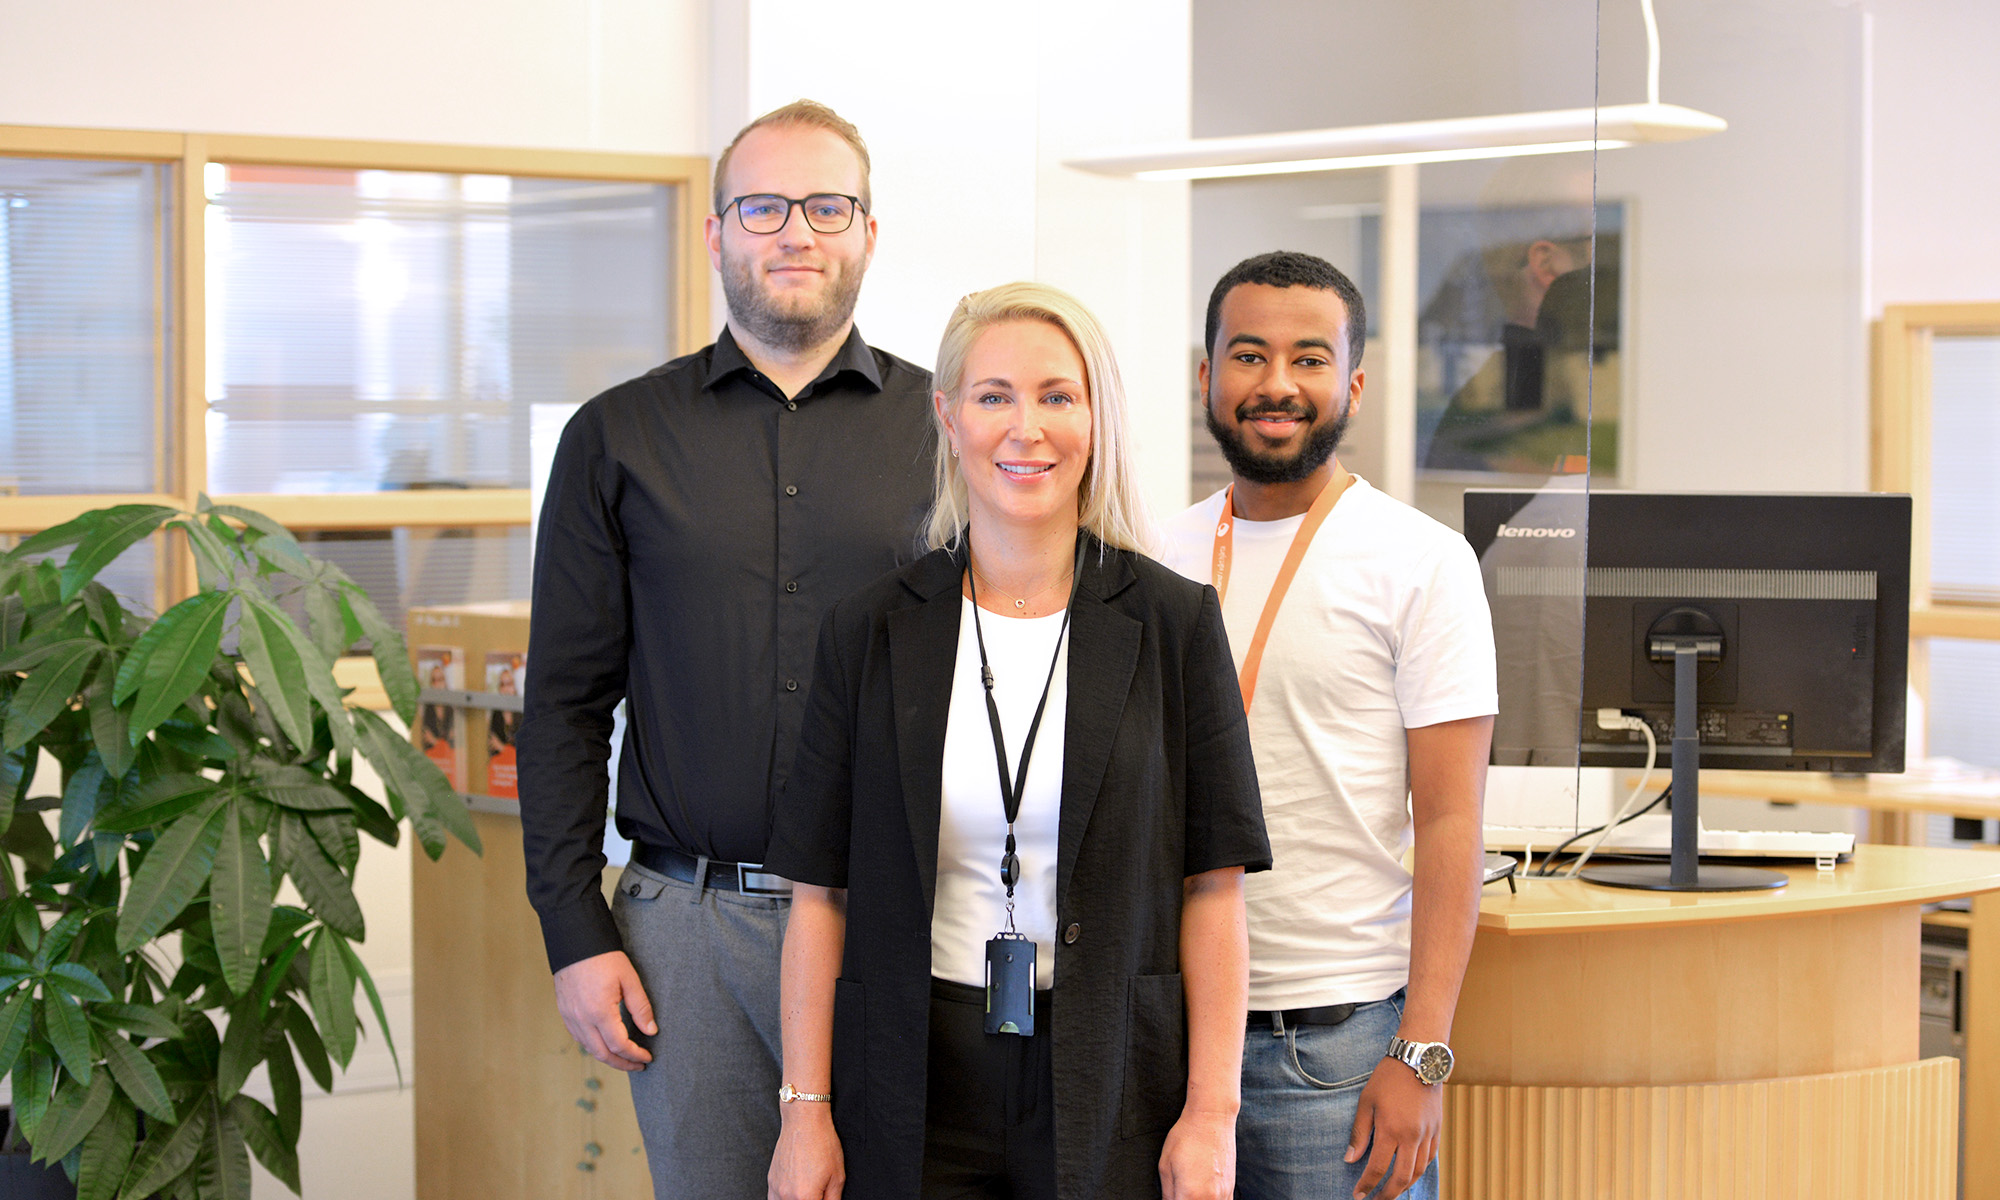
[{"x1": 965, "y1": 536, "x2": 1085, "y2": 931}]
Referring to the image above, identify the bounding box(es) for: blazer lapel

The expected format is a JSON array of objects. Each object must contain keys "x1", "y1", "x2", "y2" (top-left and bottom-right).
[
  {"x1": 888, "y1": 549, "x2": 965, "y2": 917},
  {"x1": 1056, "y1": 544, "x2": 1141, "y2": 912}
]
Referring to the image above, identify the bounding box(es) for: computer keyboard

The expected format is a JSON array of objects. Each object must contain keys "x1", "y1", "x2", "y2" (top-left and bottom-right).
[{"x1": 1483, "y1": 813, "x2": 1854, "y2": 860}]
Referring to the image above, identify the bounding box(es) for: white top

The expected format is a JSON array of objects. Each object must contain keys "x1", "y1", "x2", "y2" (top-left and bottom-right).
[
  {"x1": 933, "y1": 597, "x2": 1068, "y2": 989},
  {"x1": 1162, "y1": 477, "x2": 1498, "y2": 1007}
]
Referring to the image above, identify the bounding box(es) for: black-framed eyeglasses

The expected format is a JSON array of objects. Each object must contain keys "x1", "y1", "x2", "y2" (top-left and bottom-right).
[{"x1": 722, "y1": 193, "x2": 865, "y2": 235}]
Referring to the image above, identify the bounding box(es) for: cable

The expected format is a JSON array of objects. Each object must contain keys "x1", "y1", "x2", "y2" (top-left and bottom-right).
[{"x1": 1527, "y1": 710, "x2": 1662, "y2": 877}]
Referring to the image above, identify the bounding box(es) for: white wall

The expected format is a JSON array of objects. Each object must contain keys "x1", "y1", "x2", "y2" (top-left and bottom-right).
[
  {"x1": 729, "y1": 0, "x2": 1194, "y2": 519},
  {"x1": 0, "y1": 0, "x2": 708, "y2": 153},
  {"x1": 1867, "y1": 0, "x2": 2000, "y2": 311}
]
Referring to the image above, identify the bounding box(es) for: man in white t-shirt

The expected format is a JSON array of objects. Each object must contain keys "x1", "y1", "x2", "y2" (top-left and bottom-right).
[{"x1": 1162, "y1": 251, "x2": 1496, "y2": 1200}]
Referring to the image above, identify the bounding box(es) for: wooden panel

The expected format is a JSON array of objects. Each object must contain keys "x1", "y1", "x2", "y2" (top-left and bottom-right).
[
  {"x1": 1697, "y1": 767, "x2": 2000, "y2": 821},
  {"x1": 1964, "y1": 889, "x2": 2000, "y2": 1197},
  {"x1": 204, "y1": 133, "x2": 705, "y2": 185},
  {"x1": 0, "y1": 493, "x2": 186, "y2": 533},
  {"x1": 1441, "y1": 1058, "x2": 1958, "y2": 1200},
  {"x1": 1911, "y1": 606, "x2": 2000, "y2": 641},
  {"x1": 1457, "y1": 904, "x2": 1918, "y2": 1087},
  {"x1": 0, "y1": 124, "x2": 185, "y2": 160},
  {"x1": 210, "y1": 490, "x2": 531, "y2": 530},
  {"x1": 412, "y1": 813, "x2": 651, "y2": 1200},
  {"x1": 1477, "y1": 844, "x2": 2000, "y2": 934}
]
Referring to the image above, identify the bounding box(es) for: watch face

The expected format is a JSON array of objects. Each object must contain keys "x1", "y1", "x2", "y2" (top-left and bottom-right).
[{"x1": 1417, "y1": 1044, "x2": 1453, "y2": 1084}]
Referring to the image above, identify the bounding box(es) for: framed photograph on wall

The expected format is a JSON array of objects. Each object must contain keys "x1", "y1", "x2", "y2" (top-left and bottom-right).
[{"x1": 1410, "y1": 202, "x2": 1626, "y2": 483}]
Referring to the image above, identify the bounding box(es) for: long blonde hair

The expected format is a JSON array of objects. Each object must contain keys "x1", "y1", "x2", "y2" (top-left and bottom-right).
[{"x1": 924, "y1": 282, "x2": 1153, "y2": 555}]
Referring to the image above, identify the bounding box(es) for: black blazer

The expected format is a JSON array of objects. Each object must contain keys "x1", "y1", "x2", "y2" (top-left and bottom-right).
[{"x1": 766, "y1": 536, "x2": 1270, "y2": 1199}]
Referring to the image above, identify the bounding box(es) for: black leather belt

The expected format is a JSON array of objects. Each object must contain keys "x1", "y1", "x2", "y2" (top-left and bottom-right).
[
  {"x1": 632, "y1": 842, "x2": 792, "y2": 896},
  {"x1": 1249, "y1": 1003, "x2": 1358, "y2": 1033}
]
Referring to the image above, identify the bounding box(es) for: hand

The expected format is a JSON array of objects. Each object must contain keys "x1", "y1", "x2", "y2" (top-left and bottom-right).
[
  {"x1": 1345, "y1": 1058, "x2": 1441, "y2": 1199},
  {"x1": 768, "y1": 1105, "x2": 844, "y2": 1200},
  {"x1": 1159, "y1": 1106, "x2": 1236, "y2": 1200},
  {"x1": 552, "y1": 950, "x2": 656, "y2": 1071}
]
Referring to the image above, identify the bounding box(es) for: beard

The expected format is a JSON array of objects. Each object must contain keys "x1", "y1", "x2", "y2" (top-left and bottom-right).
[
  {"x1": 1203, "y1": 386, "x2": 1351, "y2": 485},
  {"x1": 720, "y1": 249, "x2": 866, "y2": 354}
]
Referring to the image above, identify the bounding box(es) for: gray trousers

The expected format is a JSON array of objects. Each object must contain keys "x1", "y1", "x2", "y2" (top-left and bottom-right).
[{"x1": 611, "y1": 858, "x2": 791, "y2": 1200}]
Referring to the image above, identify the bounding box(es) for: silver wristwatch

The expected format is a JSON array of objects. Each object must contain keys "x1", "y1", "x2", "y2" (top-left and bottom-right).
[
  {"x1": 778, "y1": 1083, "x2": 832, "y2": 1104},
  {"x1": 1385, "y1": 1035, "x2": 1454, "y2": 1085}
]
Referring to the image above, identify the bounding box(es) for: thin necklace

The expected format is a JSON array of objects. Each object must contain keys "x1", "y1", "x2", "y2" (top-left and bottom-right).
[{"x1": 969, "y1": 558, "x2": 1074, "y2": 612}]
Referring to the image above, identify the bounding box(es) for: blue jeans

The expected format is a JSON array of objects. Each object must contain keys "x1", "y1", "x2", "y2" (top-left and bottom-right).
[{"x1": 1236, "y1": 990, "x2": 1439, "y2": 1200}]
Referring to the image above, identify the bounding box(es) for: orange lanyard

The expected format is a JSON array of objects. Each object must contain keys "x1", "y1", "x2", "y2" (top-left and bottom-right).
[{"x1": 1211, "y1": 473, "x2": 1350, "y2": 710}]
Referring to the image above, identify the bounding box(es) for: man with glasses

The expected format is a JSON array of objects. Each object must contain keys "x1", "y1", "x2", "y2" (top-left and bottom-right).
[{"x1": 519, "y1": 100, "x2": 934, "y2": 1200}]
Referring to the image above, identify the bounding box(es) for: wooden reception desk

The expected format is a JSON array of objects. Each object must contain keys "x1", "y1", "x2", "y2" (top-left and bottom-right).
[{"x1": 1443, "y1": 844, "x2": 2000, "y2": 1200}]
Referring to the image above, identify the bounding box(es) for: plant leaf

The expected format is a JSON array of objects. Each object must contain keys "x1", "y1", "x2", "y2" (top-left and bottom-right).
[
  {"x1": 75, "y1": 1092, "x2": 137, "y2": 1200},
  {"x1": 209, "y1": 803, "x2": 273, "y2": 998},
  {"x1": 277, "y1": 999, "x2": 332, "y2": 1093},
  {"x1": 234, "y1": 605, "x2": 311, "y2": 754},
  {"x1": 46, "y1": 962, "x2": 116, "y2": 1003},
  {"x1": 227, "y1": 1092, "x2": 298, "y2": 1195},
  {"x1": 118, "y1": 1098, "x2": 210, "y2": 1200},
  {"x1": 351, "y1": 708, "x2": 480, "y2": 858},
  {"x1": 338, "y1": 585, "x2": 418, "y2": 723},
  {"x1": 60, "y1": 755, "x2": 112, "y2": 848},
  {"x1": 115, "y1": 794, "x2": 228, "y2": 952},
  {"x1": 126, "y1": 593, "x2": 231, "y2": 746},
  {"x1": 247, "y1": 764, "x2": 354, "y2": 813},
  {"x1": 11, "y1": 509, "x2": 109, "y2": 558},
  {"x1": 334, "y1": 935, "x2": 401, "y2": 1086},
  {"x1": 301, "y1": 583, "x2": 350, "y2": 664},
  {"x1": 175, "y1": 517, "x2": 239, "y2": 593},
  {"x1": 13, "y1": 1048, "x2": 55, "y2": 1142},
  {"x1": 34, "y1": 1068, "x2": 114, "y2": 1163},
  {"x1": 4, "y1": 639, "x2": 102, "y2": 753},
  {"x1": 262, "y1": 1029, "x2": 301, "y2": 1142},
  {"x1": 274, "y1": 815, "x2": 363, "y2": 939},
  {"x1": 2, "y1": 807, "x2": 57, "y2": 882},
  {"x1": 99, "y1": 1032, "x2": 175, "y2": 1123},
  {"x1": 59, "y1": 507, "x2": 177, "y2": 603},
  {"x1": 0, "y1": 631, "x2": 103, "y2": 674},
  {"x1": 43, "y1": 986, "x2": 97, "y2": 1082},
  {"x1": 89, "y1": 1003, "x2": 183, "y2": 1042},
  {"x1": 111, "y1": 594, "x2": 207, "y2": 707},
  {"x1": 247, "y1": 595, "x2": 354, "y2": 756},
  {"x1": 92, "y1": 774, "x2": 219, "y2": 835},
  {"x1": 77, "y1": 583, "x2": 127, "y2": 647},
  {"x1": 214, "y1": 1000, "x2": 263, "y2": 1103},
  {"x1": 199, "y1": 1093, "x2": 253, "y2": 1200},
  {"x1": 35, "y1": 908, "x2": 88, "y2": 971},
  {"x1": 304, "y1": 810, "x2": 359, "y2": 873},
  {"x1": 307, "y1": 930, "x2": 357, "y2": 1068},
  {"x1": 85, "y1": 679, "x2": 134, "y2": 781},
  {"x1": 0, "y1": 985, "x2": 33, "y2": 1078}
]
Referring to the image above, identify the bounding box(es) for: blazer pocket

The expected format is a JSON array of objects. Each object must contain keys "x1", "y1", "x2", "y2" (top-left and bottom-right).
[
  {"x1": 1120, "y1": 971, "x2": 1188, "y2": 1139},
  {"x1": 830, "y1": 977, "x2": 867, "y2": 1146}
]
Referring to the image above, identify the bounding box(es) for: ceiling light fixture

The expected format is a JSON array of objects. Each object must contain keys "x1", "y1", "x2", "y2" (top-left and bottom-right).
[{"x1": 1065, "y1": 0, "x2": 1724, "y2": 181}]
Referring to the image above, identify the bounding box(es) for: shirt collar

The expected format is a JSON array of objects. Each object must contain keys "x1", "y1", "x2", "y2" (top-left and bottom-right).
[{"x1": 704, "y1": 325, "x2": 885, "y2": 398}]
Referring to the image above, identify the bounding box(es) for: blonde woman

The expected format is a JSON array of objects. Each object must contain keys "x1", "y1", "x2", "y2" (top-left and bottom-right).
[{"x1": 765, "y1": 282, "x2": 1270, "y2": 1199}]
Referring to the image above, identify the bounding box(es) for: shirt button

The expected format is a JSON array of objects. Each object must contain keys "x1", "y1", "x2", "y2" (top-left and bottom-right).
[
  {"x1": 785, "y1": 678, "x2": 799, "y2": 692},
  {"x1": 786, "y1": 581, "x2": 799, "y2": 593},
  {"x1": 785, "y1": 485, "x2": 799, "y2": 497},
  {"x1": 786, "y1": 401, "x2": 798, "y2": 411},
  {"x1": 1063, "y1": 923, "x2": 1081, "y2": 945}
]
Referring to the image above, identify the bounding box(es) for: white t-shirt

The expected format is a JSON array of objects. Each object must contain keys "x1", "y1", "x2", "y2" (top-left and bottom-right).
[
  {"x1": 933, "y1": 598, "x2": 1068, "y2": 990},
  {"x1": 1162, "y1": 477, "x2": 1497, "y2": 1007}
]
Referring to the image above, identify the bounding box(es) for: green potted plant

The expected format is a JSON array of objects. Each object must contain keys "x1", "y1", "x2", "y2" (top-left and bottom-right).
[{"x1": 0, "y1": 499, "x2": 479, "y2": 1198}]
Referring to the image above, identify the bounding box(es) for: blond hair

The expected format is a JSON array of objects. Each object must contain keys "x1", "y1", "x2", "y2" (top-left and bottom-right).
[
  {"x1": 713, "y1": 99, "x2": 872, "y2": 214},
  {"x1": 925, "y1": 282, "x2": 1154, "y2": 555}
]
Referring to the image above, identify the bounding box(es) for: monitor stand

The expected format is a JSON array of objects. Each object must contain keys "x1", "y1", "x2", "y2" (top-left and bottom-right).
[{"x1": 1581, "y1": 635, "x2": 1787, "y2": 892}]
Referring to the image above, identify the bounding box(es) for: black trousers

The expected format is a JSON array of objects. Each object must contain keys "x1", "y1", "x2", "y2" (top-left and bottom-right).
[{"x1": 923, "y1": 978, "x2": 1057, "y2": 1199}]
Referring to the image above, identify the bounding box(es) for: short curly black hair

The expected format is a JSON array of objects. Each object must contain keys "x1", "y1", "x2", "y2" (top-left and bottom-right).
[{"x1": 1203, "y1": 251, "x2": 1368, "y2": 371}]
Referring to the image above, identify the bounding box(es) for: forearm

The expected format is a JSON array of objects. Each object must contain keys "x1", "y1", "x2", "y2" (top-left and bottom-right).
[
  {"x1": 1178, "y1": 867, "x2": 1248, "y2": 1116},
  {"x1": 1398, "y1": 715, "x2": 1493, "y2": 1042},
  {"x1": 779, "y1": 885, "x2": 848, "y2": 1102}
]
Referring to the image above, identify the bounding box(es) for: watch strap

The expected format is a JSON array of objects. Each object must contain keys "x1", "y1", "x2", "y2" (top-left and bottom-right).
[{"x1": 778, "y1": 1083, "x2": 832, "y2": 1104}]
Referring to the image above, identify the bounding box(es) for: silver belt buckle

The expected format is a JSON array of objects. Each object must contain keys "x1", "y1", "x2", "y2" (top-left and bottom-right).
[{"x1": 736, "y1": 862, "x2": 792, "y2": 896}]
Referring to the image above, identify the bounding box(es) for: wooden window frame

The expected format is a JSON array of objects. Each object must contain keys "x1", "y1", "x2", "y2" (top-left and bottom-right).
[
  {"x1": 1874, "y1": 301, "x2": 2000, "y2": 642},
  {"x1": 0, "y1": 124, "x2": 709, "y2": 606}
]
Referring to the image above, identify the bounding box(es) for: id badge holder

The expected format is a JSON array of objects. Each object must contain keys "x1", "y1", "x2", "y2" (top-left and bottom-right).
[{"x1": 984, "y1": 932, "x2": 1037, "y2": 1036}]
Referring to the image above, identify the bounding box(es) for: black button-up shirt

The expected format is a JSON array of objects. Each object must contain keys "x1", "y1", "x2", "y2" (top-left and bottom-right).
[{"x1": 519, "y1": 327, "x2": 935, "y2": 972}]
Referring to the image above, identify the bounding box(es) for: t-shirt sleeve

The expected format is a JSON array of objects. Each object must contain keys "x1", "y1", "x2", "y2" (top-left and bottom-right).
[
  {"x1": 1181, "y1": 584, "x2": 1274, "y2": 876},
  {"x1": 765, "y1": 605, "x2": 858, "y2": 888},
  {"x1": 1394, "y1": 534, "x2": 1500, "y2": 729}
]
